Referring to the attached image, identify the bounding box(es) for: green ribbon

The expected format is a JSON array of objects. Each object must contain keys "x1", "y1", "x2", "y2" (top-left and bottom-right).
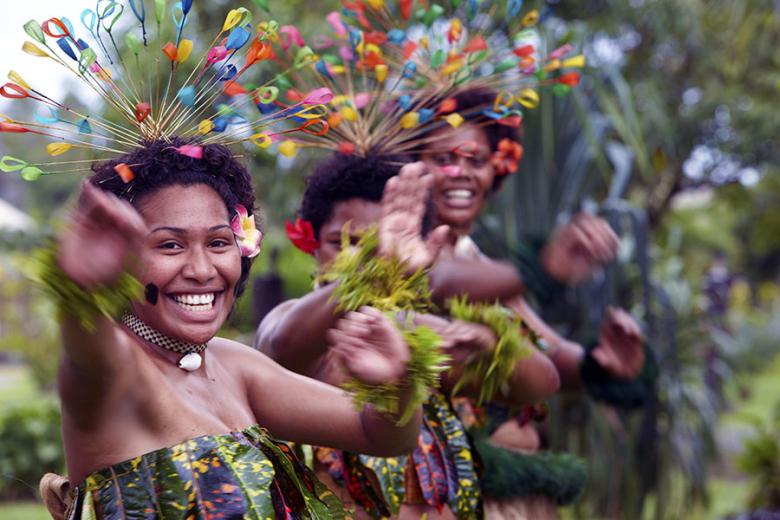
[{"x1": 23, "y1": 20, "x2": 45, "y2": 43}]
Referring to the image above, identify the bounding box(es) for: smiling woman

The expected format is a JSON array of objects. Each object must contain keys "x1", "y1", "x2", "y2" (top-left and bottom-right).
[{"x1": 40, "y1": 139, "x2": 424, "y2": 519}]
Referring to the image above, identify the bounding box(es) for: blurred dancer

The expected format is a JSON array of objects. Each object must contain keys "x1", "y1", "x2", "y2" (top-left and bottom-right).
[{"x1": 257, "y1": 154, "x2": 560, "y2": 519}]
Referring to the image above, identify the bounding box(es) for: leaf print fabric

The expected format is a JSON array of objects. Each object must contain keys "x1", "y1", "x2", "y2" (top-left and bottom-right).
[
  {"x1": 318, "y1": 391, "x2": 482, "y2": 519},
  {"x1": 66, "y1": 425, "x2": 346, "y2": 519}
]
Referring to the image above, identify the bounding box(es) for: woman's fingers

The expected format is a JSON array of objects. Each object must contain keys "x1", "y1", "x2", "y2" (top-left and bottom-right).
[{"x1": 78, "y1": 182, "x2": 148, "y2": 239}]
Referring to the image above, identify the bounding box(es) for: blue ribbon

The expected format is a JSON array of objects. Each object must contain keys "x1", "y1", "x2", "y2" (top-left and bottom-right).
[
  {"x1": 77, "y1": 118, "x2": 92, "y2": 135},
  {"x1": 508, "y1": 0, "x2": 523, "y2": 18},
  {"x1": 219, "y1": 64, "x2": 238, "y2": 81},
  {"x1": 315, "y1": 60, "x2": 333, "y2": 80},
  {"x1": 418, "y1": 108, "x2": 434, "y2": 124},
  {"x1": 177, "y1": 86, "x2": 196, "y2": 107},
  {"x1": 402, "y1": 61, "x2": 417, "y2": 79},
  {"x1": 34, "y1": 108, "x2": 61, "y2": 125},
  {"x1": 387, "y1": 29, "x2": 406, "y2": 44},
  {"x1": 127, "y1": 0, "x2": 148, "y2": 45},
  {"x1": 128, "y1": 0, "x2": 145, "y2": 23},
  {"x1": 57, "y1": 39, "x2": 78, "y2": 61},
  {"x1": 212, "y1": 116, "x2": 228, "y2": 133},
  {"x1": 226, "y1": 25, "x2": 251, "y2": 51}
]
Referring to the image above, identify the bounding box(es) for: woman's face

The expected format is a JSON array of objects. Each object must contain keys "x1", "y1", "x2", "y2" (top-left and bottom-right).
[
  {"x1": 315, "y1": 198, "x2": 382, "y2": 267},
  {"x1": 131, "y1": 184, "x2": 242, "y2": 344},
  {"x1": 421, "y1": 123, "x2": 496, "y2": 235}
]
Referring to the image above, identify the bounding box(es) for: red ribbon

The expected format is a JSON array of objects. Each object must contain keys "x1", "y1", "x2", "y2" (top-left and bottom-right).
[
  {"x1": 135, "y1": 102, "x2": 152, "y2": 123},
  {"x1": 0, "y1": 83, "x2": 30, "y2": 99},
  {"x1": 41, "y1": 18, "x2": 73, "y2": 40}
]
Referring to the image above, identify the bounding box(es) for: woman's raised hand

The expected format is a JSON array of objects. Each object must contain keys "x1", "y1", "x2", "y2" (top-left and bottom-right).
[
  {"x1": 58, "y1": 182, "x2": 148, "y2": 289},
  {"x1": 378, "y1": 162, "x2": 449, "y2": 272}
]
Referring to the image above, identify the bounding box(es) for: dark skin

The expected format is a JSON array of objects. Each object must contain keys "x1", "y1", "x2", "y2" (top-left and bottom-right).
[
  {"x1": 57, "y1": 182, "x2": 421, "y2": 486},
  {"x1": 257, "y1": 163, "x2": 559, "y2": 402},
  {"x1": 421, "y1": 122, "x2": 645, "y2": 391},
  {"x1": 257, "y1": 163, "x2": 559, "y2": 519}
]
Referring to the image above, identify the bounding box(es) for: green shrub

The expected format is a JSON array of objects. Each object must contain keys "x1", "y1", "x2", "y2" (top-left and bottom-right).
[
  {"x1": 0, "y1": 398, "x2": 64, "y2": 500},
  {"x1": 737, "y1": 405, "x2": 780, "y2": 512}
]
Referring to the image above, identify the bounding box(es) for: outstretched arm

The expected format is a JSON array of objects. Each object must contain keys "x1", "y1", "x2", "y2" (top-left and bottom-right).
[
  {"x1": 413, "y1": 314, "x2": 559, "y2": 405},
  {"x1": 429, "y1": 254, "x2": 524, "y2": 305},
  {"x1": 257, "y1": 161, "x2": 447, "y2": 377},
  {"x1": 57, "y1": 182, "x2": 147, "y2": 374},
  {"x1": 504, "y1": 295, "x2": 585, "y2": 390},
  {"x1": 254, "y1": 284, "x2": 341, "y2": 377},
  {"x1": 504, "y1": 296, "x2": 644, "y2": 391},
  {"x1": 248, "y1": 308, "x2": 421, "y2": 456},
  {"x1": 54, "y1": 183, "x2": 148, "y2": 427}
]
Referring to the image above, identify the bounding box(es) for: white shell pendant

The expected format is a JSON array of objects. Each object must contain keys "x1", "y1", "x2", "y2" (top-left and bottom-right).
[{"x1": 178, "y1": 352, "x2": 202, "y2": 371}]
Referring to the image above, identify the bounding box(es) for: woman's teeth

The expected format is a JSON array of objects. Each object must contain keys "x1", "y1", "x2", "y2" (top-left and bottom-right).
[
  {"x1": 173, "y1": 293, "x2": 215, "y2": 312},
  {"x1": 445, "y1": 189, "x2": 474, "y2": 200}
]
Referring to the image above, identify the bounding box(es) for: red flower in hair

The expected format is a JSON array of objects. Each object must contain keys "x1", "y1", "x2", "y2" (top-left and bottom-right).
[
  {"x1": 491, "y1": 139, "x2": 524, "y2": 176},
  {"x1": 286, "y1": 218, "x2": 319, "y2": 255}
]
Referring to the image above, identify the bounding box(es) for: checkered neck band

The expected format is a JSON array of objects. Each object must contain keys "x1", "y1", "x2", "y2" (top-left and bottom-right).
[{"x1": 121, "y1": 313, "x2": 208, "y2": 355}]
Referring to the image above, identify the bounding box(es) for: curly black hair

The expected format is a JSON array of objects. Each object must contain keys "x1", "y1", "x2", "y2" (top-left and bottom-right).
[
  {"x1": 299, "y1": 152, "x2": 433, "y2": 239},
  {"x1": 89, "y1": 137, "x2": 257, "y2": 298}
]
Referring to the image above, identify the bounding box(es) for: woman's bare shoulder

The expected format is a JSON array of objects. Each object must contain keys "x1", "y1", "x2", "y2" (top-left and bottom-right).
[{"x1": 209, "y1": 337, "x2": 279, "y2": 371}]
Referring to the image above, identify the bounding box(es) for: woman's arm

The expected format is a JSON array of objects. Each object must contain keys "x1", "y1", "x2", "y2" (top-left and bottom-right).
[
  {"x1": 504, "y1": 297, "x2": 644, "y2": 391},
  {"x1": 246, "y1": 308, "x2": 421, "y2": 456},
  {"x1": 504, "y1": 295, "x2": 585, "y2": 391},
  {"x1": 53, "y1": 183, "x2": 148, "y2": 426},
  {"x1": 429, "y1": 255, "x2": 524, "y2": 305},
  {"x1": 254, "y1": 284, "x2": 341, "y2": 376},
  {"x1": 413, "y1": 313, "x2": 559, "y2": 404},
  {"x1": 56, "y1": 183, "x2": 147, "y2": 374}
]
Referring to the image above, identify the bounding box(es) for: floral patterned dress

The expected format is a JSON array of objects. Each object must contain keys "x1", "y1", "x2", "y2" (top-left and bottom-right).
[{"x1": 66, "y1": 425, "x2": 346, "y2": 519}]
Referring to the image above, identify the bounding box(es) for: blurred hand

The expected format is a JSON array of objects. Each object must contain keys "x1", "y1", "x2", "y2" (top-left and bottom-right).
[
  {"x1": 540, "y1": 213, "x2": 619, "y2": 284},
  {"x1": 378, "y1": 162, "x2": 449, "y2": 272},
  {"x1": 57, "y1": 182, "x2": 148, "y2": 289},
  {"x1": 328, "y1": 307, "x2": 410, "y2": 385},
  {"x1": 439, "y1": 320, "x2": 496, "y2": 365},
  {"x1": 592, "y1": 307, "x2": 644, "y2": 379}
]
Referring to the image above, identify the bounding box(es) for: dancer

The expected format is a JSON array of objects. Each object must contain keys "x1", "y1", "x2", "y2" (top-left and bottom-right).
[
  {"x1": 417, "y1": 88, "x2": 651, "y2": 519},
  {"x1": 258, "y1": 153, "x2": 560, "y2": 519},
  {"x1": 0, "y1": 3, "x2": 435, "y2": 517},
  {"x1": 41, "y1": 140, "x2": 425, "y2": 519}
]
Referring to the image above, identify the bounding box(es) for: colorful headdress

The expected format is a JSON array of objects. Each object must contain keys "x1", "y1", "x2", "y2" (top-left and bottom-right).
[
  {"x1": 252, "y1": 0, "x2": 585, "y2": 158},
  {"x1": 0, "y1": 0, "x2": 334, "y2": 181}
]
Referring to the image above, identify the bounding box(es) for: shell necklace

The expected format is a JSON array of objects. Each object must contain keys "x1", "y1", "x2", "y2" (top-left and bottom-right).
[{"x1": 121, "y1": 313, "x2": 207, "y2": 371}]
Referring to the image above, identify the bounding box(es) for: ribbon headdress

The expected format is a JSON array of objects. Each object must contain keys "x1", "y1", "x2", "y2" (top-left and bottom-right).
[
  {"x1": 255, "y1": 0, "x2": 585, "y2": 159},
  {"x1": 0, "y1": 0, "x2": 335, "y2": 181}
]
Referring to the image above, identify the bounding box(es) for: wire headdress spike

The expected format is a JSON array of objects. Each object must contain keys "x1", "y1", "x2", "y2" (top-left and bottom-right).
[
  {"x1": 251, "y1": 0, "x2": 586, "y2": 159},
  {"x1": 0, "y1": 0, "x2": 334, "y2": 181}
]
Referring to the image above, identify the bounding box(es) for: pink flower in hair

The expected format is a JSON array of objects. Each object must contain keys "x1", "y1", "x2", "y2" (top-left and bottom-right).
[{"x1": 231, "y1": 204, "x2": 262, "y2": 258}]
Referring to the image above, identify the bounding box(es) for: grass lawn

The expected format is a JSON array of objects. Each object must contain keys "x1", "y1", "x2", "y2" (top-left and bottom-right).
[
  {"x1": 0, "y1": 501, "x2": 50, "y2": 520},
  {"x1": 0, "y1": 417, "x2": 52, "y2": 517}
]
